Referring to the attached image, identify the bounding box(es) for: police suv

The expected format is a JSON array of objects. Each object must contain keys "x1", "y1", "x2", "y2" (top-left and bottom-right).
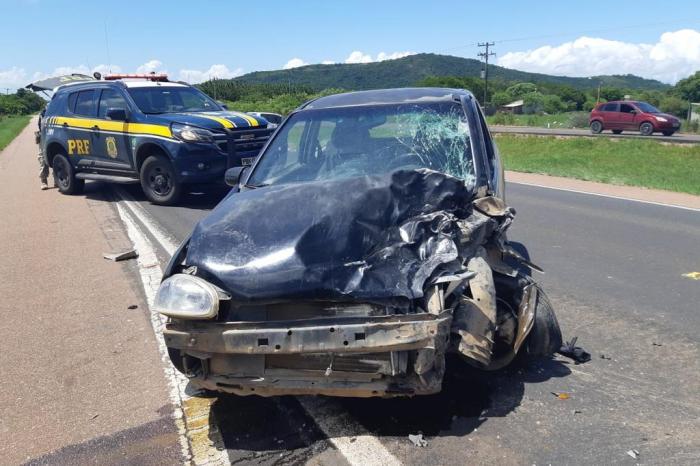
[{"x1": 41, "y1": 74, "x2": 274, "y2": 205}]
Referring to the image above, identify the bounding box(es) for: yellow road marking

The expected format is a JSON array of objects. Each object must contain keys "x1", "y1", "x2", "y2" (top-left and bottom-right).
[{"x1": 682, "y1": 271, "x2": 700, "y2": 280}]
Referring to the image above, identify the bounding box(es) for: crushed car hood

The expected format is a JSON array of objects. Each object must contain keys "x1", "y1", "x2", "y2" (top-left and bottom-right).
[{"x1": 185, "y1": 169, "x2": 474, "y2": 304}]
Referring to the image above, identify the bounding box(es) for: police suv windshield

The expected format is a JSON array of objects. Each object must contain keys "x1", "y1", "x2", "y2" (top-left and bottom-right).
[
  {"x1": 127, "y1": 86, "x2": 222, "y2": 114},
  {"x1": 247, "y1": 102, "x2": 475, "y2": 188}
]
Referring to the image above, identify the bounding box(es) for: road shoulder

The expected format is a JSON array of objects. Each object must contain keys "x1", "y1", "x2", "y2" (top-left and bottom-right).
[
  {"x1": 0, "y1": 118, "x2": 183, "y2": 464},
  {"x1": 506, "y1": 170, "x2": 700, "y2": 210}
]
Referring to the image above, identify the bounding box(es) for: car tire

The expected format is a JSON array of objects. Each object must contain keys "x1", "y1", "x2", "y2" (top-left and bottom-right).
[
  {"x1": 524, "y1": 286, "x2": 563, "y2": 358},
  {"x1": 590, "y1": 120, "x2": 603, "y2": 134},
  {"x1": 612, "y1": 129, "x2": 623, "y2": 134},
  {"x1": 639, "y1": 122, "x2": 654, "y2": 136},
  {"x1": 140, "y1": 155, "x2": 183, "y2": 205},
  {"x1": 662, "y1": 131, "x2": 675, "y2": 136},
  {"x1": 52, "y1": 152, "x2": 84, "y2": 195}
]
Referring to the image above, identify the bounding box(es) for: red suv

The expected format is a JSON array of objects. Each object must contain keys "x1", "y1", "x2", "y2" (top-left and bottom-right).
[{"x1": 589, "y1": 101, "x2": 681, "y2": 136}]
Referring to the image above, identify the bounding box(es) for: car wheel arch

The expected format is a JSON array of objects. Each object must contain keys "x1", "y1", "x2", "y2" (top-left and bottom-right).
[
  {"x1": 45, "y1": 141, "x2": 67, "y2": 168},
  {"x1": 135, "y1": 142, "x2": 170, "y2": 172}
]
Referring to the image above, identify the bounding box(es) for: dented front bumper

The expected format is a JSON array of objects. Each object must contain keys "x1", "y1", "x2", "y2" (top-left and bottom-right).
[{"x1": 164, "y1": 311, "x2": 452, "y2": 397}]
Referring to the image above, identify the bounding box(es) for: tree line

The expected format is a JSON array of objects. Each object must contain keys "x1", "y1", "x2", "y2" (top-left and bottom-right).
[{"x1": 0, "y1": 89, "x2": 46, "y2": 116}]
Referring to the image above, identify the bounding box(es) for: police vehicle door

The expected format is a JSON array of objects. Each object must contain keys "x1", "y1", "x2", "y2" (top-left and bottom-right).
[
  {"x1": 67, "y1": 89, "x2": 98, "y2": 164},
  {"x1": 94, "y1": 88, "x2": 133, "y2": 173}
]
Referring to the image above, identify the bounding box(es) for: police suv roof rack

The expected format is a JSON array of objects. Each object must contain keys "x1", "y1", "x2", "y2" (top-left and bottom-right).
[{"x1": 103, "y1": 73, "x2": 169, "y2": 82}]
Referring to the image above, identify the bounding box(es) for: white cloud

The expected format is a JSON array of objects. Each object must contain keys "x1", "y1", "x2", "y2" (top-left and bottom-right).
[
  {"x1": 345, "y1": 51, "x2": 374, "y2": 64},
  {"x1": 344, "y1": 50, "x2": 415, "y2": 64},
  {"x1": 0, "y1": 67, "x2": 28, "y2": 90},
  {"x1": 497, "y1": 29, "x2": 700, "y2": 84},
  {"x1": 376, "y1": 51, "x2": 414, "y2": 61},
  {"x1": 321, "y1": 60, "x2": 335, "y2": 65},
  {"x1": 283, "y1": 58, "x2": 308, "y2": 69},
  {"x1": 177, "y1": 64, "x2": 243, "y2": 84},
  {"x1": 136, "y1": 59, "x2": 165, "y2": 74}
]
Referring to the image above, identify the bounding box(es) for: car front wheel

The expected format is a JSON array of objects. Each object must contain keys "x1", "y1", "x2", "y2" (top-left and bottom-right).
[
  {"x1": 140, "y1": 155, "x2": 183, "y2": 205},
  {"x1": 590, "y1": 121, "x2": 603, "y2": 134},
  {"x1": 639, "y1": 122, "x2": 654, "y2": 136},
  {"x1": 52, "y1": 153, "x2": 84, "y2": 195}
]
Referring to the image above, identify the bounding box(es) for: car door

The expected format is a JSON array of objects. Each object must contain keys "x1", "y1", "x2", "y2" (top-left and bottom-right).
[
  {"x1": 94, "y1": 88, "x2": 134, "y2": 175},
  {"x1": 67, "y1": 89, "x2": 99, "y2": 165},
  {"x1": 618, "y1": 103, "x2": 637, "y2": 130},
  {"x1": 603, "y1": 102, "x2": 621, "y2": 129}
]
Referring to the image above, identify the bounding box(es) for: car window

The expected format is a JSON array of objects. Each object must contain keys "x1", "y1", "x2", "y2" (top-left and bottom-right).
[
  {"x1": 74, "y1": 90, "x2": 95, "y2": 116},
  {"x1": 127, "y1": 86, "x2": 221, "y2": 114},
  {"x1": 602, "y1": 103, "x2": 618, "y2": 112},
  {"x1": 98, "y1": 89, "x2": 128, "y2": 119},
  {"x1": 67, "y1": 93, "x2": 78, "y2": 113},
  {"x1": 620, "y1": 103, "x2": 635, "y2": 114}
]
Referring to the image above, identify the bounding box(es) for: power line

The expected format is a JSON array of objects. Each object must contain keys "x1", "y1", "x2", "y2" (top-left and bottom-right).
[{"x1": 477, "y1": 42, "x2": 495, "y2": 106}]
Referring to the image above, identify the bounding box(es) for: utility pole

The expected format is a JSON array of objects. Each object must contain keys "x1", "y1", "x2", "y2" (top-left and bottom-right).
[{"x1": 477, "y1": 42, "x2": 495, "y2": 107}]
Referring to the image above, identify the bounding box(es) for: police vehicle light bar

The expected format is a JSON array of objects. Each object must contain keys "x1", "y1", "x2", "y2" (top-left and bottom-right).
[{"x1": 104, "y1": 73, "x2": 169, "y2": 81}]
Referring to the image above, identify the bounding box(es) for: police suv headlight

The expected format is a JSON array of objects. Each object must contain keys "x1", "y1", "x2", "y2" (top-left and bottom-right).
[
  {"x1": 154, "y1": 274, "x2": 221, "y2": 319},
  {"x1": 171, "y1": 123, "x2": 215, "y2": 143},
  {"x1": 655, "y1": 116, "x2": 668, "y2": 122}
]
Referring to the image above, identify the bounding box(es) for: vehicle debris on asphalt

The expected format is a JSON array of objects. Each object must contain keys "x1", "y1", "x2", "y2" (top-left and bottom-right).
[
  {"x1": 558, "y1": 337, "x2": 591, "y2": 364},
  {"x1": 408, "y1": 433, "x2": 428, "y2": 447},
  {"x1": 626, "y1": 449, "x2": 640, "y2": 459},
  {"x1": 103, "y1": 249, "x2": 138, "y2": 262}
]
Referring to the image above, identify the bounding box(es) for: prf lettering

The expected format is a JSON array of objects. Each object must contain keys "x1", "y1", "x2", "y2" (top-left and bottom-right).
[{"x1": 67, "y1": 139, "x2": 90, "y2": 155}]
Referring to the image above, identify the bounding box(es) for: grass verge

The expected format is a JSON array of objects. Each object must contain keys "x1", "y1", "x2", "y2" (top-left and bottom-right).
[
  {"x1": 495, "y1": 134, "x2": 700, "y2": 195},
  {"x1": 0, "y1": 115, "x2": 31, "y2": 152}
]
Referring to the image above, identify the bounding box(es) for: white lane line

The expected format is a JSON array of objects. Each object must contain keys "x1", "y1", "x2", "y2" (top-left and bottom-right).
[
  {"x1": 115, "y1": 202, "x2": 229, "y2": 466},
  {"x1": 114, "y1": 187, "x2": 180, "y2": 255},
  {"x1": 509, "y1": 181, "x2": 700, "y2": 213},
  {"x1": 298, "y1": 398, "x2": 402, "y2": 466},
  {"x1": 113, "y1": 190, "x2": 404, "y2": 466}
]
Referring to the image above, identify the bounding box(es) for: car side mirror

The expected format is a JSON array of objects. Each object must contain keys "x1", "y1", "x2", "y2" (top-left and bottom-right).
[
  {"x1": 630, "y1": 109, "x2": 638, "y2": 114},
  {"x1": 224, "y1": 166, "x2": 249, "y2": 187},
  {"x1": 106, "y1": 108, "x2": 128, "y2": 121}
]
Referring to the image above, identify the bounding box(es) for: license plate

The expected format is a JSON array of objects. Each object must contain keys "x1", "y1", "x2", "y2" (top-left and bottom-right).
[{"x1": 241, "y1": 157, "x2": 256, "y2": 166}]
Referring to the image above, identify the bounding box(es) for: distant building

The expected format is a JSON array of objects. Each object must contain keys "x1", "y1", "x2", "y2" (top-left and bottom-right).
[{"x1": 499, "y1": 99, "x2": 524, "y2": 114}]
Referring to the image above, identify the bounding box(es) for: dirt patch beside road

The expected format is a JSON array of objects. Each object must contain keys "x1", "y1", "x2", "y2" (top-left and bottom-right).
[{"x1": 0, "y1": 119, "x2": 183, "y2": 464}]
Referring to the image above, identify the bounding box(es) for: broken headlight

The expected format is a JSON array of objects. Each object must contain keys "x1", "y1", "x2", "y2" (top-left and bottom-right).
[{"x1": 154, "y1": 274, "x2": 221, "y2": 319}]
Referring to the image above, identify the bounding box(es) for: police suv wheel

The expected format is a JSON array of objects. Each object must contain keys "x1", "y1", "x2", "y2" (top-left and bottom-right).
[
  {"x1": 140, "y1": 155, "x2": 182, "y2": 205},
  {"x1": 52, "y1": 153, "x2": 84, "y2": 195}
]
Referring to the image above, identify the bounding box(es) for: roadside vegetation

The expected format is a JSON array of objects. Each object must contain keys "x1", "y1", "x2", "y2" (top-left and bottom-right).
[
  {"x1": 0, "y1": 115, "x2": 31, "y2": 151},
  {"x1": 200, "y1": 66, "x2": 700, "y2": 134},
  {"x1": 495, "y1": 134, "x2": 700, "y2": 195}
]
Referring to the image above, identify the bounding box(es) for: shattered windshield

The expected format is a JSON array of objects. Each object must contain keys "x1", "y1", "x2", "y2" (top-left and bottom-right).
[{"x1": 247, "y1": 102, "x2": 475, "y2": 188}]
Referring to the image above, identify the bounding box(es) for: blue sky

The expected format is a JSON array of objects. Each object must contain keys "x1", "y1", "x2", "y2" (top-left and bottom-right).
[{"x1": 2, "y1": 0, "x2": 700, "y2": 91}]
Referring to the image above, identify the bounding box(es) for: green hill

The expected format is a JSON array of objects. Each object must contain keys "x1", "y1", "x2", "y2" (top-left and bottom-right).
[{"x1": 231, "y1": 53, "x2": 668, "y2": 91}]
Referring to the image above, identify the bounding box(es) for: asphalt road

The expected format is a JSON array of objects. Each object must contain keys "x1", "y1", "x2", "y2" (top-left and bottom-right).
[
  {"x1": 490, "y1": 125, "x2": 700, "y2": 144},
  {"x1": 114, "y1": 181, "x2": 700, "y2": 465}
]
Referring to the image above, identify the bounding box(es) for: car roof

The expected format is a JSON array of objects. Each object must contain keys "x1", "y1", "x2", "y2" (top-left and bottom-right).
[
  {"x1": 302, "y1": 87, "x2": 473, "y2": 110},
  {"x1": 55, "y1": 79, "x2": 189, "y2": 93}
]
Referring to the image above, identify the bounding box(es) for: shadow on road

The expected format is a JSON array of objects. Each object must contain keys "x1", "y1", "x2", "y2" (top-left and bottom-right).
[
  {"x1": 207, "y1": 356, "x2": 571, "y2": 458},
  {"x1": 81, "y1": 181, "x2": 230, "y2": 211},
  {"x1": 338, "y1": 356, "x2": 571, "y2": 438}
]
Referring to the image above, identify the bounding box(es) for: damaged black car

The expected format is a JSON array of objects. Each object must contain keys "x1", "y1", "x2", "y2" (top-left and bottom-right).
[{"x1": 155, "y1": 88, "x2": 562, "y2": 397}]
